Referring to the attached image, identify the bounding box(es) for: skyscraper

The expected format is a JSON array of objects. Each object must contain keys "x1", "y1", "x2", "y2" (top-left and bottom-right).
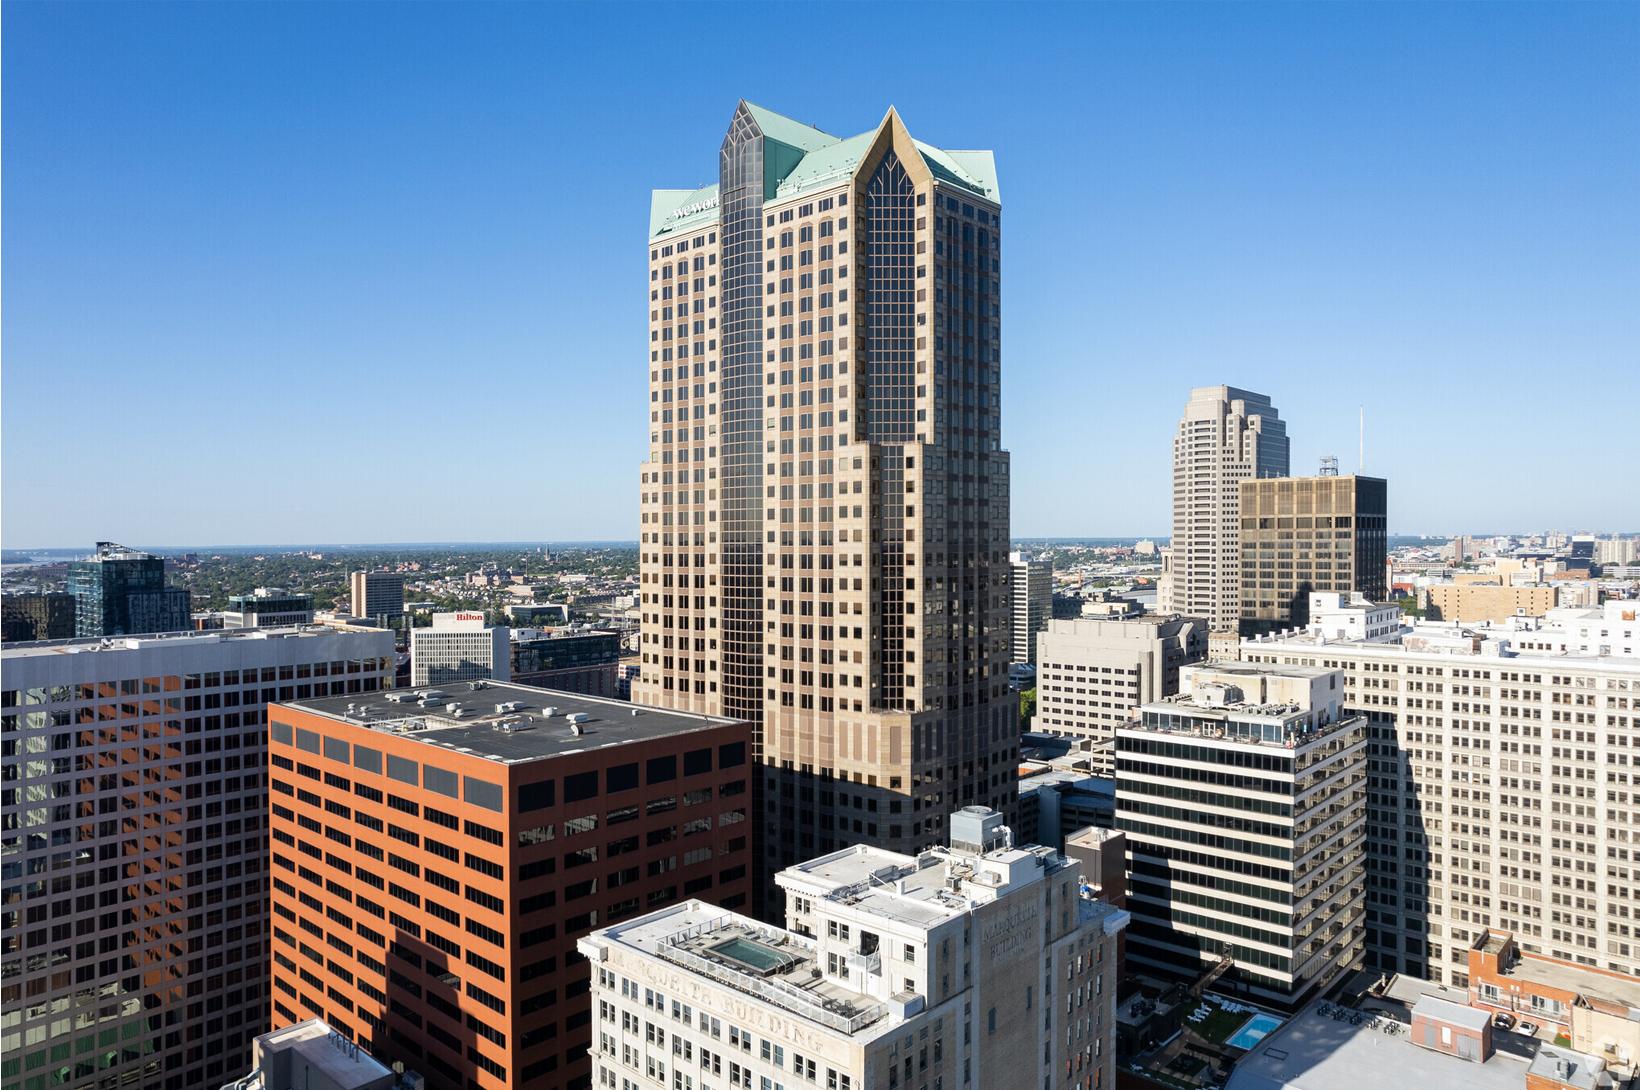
[
  {"x1": 636, "y1": 102, "x2": 1015, "y2": 885},
  {"x1": 1237, "y1": 474, "x2": 1388, "y2": 633},
  {"x1": 1, "y1": 591, "x2": 76, "y2": 642},
  {"x1": 66, "y1": 541, "x2": 192, "y2": 637},
  {"x1": 1009, "y1": 550, "x2": 1052, "y2": 665},
  {"x1": 1168, "y1": 387, "x2": 1289, "y2": 632},
  {"x1": 0, "y1": 625, "x2": 395, "y2": 1090}
]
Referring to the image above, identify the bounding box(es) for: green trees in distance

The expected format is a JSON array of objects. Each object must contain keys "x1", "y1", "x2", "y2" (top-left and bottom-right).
[{"x1": 1019, "y1": 687, "x2": 1036, "y2": 729}]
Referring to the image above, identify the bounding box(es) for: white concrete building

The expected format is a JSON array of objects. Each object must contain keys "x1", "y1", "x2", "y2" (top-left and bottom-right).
[
  {"x1": 1240, "y1": 606, "x2": 1640, "y2": 988},
  {"x1": 219, "y1": 1020, "x2": 394, "y2": 1090},
  {"x1": 1116, "y1": 662, "x2": 1368, "y2": 1009},
  {"x1": 1169, "y1": 386, "x2": 1289, "y2": 632},
  {"x1": 1306, "y1": 592, "x2": 1403, "y2": 643},
  {"x1": 579, "y1": 807, "x2": 1128, "y2": 1090},
  {"x1": 1010, "y1": 551, "x2": 1053, "y2": 665},
  {"x1": 2, "y1": 626, "x2": 395, "y2": 1090},
  {"x1": 1034, "y1": 614, "x2": 1208, "y2": 747},
  {"x1": 409, "y1": 611, "x2": 510, "y2": 686}
]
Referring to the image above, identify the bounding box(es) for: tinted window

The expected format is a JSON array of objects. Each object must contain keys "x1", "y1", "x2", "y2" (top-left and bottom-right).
[
  {"x1": 295, "y1": 729, "x2": 320, "y2": 754},
  {"x1": 465, "y1": 776, "x2": 503, "y2": 813},
  {"x1": 270, "y1": 722, "x2": 293, "y2": 746},
  {"x1": 683, "y1": 747, "x2": 711, "y2": 776},
  {"x1": 323, "y1": 736, "x2": 350, "y2": 764},
  {"x1": 519, "y1": 780, "x2": 555, "y2": 812},
  {"x1": 718, "y1": 741, "x2": 746, "y2": 768},
  {"x1": 424, "y1": 766, "x2": 459, "y2": 800},
  {"x1": 607, "y1": 763, "x2": 639, "y2": 794},
  {"x1": 387, "y1": 755, "x2": 418, "y2": 786},
  {"x1": 354, "y1": 745, "x2": 382, "y2": 775},
  {"x1": 646, "y1": 756, "x2": 677, "y2": 784},
  {"x1": 564, "y1": 771, "x2": 598, "y2": 803}
]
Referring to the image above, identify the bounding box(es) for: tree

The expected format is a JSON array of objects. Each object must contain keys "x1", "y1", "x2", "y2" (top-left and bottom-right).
[{"x1": 1019, "y1": 687, "x2": 1036, "y2": 730}]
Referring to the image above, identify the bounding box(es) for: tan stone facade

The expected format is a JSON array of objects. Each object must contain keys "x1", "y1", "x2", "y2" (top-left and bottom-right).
[
  {"x1": 1169, "y1": 386, "x2": 1288, "y2": 632},
  {"x1": 1239, "y1": 628, "x2": 1640, "y2": 989},
  {"x1": 1425, "y1": 581, "x2": 1558, "y2": 623},
  {"x1": 637, "y1": 103, "x2": 1015, "y2": 894}
]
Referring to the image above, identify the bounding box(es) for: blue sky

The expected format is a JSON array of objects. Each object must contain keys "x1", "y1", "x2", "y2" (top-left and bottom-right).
[{"x1": 4, "y1": 2, "x2": 1636, "y2": 547}]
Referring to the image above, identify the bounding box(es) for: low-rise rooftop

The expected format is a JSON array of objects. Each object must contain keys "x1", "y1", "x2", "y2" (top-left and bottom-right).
[
  {"x1": 1227, "y1": 999, "x2": 1532, "y2": 1090},
  {"x1": 1526, "y1": 1047, "x2": 1614, "y2": 1090},
  {"x1": 4, "y1": 624, "x2": 384, "y2": 659},
  {"x1": 281, "y1": 679, "x2": 741, "y2": 765},
  {"x1": 585, "y1": 902, "x2": 898, "y2": 1038}
]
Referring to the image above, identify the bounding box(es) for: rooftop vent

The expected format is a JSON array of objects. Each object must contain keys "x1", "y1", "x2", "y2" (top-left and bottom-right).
[{"x1": 949, "y1": 807, "x2": 1008, "y2": 855}]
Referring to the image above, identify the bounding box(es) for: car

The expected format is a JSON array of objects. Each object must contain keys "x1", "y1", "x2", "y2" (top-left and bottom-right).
[
  {"x1": 1518, "y1": 1021, "x2": 1540, "y2": 1037},
  {"x1": 1492, "y1": 1012, "x2": 1516, "y2": 1031}
]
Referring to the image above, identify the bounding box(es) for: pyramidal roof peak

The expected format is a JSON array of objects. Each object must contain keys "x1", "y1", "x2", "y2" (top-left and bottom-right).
[{"x1": 738, "y1": 100, "x2": 839, "y2": 152}]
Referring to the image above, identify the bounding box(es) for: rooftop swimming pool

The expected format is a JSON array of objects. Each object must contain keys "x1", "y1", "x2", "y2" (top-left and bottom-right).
[
  {"x1": 708, "y1": 936, "x2": 802, "y2": 976},
  {"x1": 1227, "y1": 1012, "x2": 1284, "y2": 1050}
]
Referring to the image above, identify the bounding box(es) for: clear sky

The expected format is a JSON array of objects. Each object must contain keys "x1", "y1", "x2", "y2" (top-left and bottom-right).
[{"x1": 4, "y1": 2, "x2": 1636, "y2": 547}]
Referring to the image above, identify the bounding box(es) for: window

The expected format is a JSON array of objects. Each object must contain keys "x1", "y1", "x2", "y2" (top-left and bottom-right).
[{"x1": 566, "y1": 770, "x2": 599, "y2": 802}]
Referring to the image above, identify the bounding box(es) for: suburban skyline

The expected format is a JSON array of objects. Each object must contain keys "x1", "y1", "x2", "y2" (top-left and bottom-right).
[{"x1": 4, "y1": 2, "x2": 1636, "y2": 546}]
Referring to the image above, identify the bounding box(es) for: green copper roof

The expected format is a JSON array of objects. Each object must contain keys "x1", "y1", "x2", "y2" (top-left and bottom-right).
[
  {"x1": 651, "y1": 184, "x2": 719, "y2": 240},
  {"x1": 741, "y1": 101, "x2": 838, "y2": 153},
  {"x1": 651, "y1": 104, "x2": 999, "y2": 240}
]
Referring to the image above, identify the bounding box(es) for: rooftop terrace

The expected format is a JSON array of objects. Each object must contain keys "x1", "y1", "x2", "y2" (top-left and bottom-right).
[{"x1": 589, "y1": 902, "x2": 897, "y2": 1038}]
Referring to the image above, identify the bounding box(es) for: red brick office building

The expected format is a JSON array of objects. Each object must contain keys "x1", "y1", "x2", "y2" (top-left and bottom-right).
[{"x1": 266, "y1": 681, "x2": 752, "y2": 1090}]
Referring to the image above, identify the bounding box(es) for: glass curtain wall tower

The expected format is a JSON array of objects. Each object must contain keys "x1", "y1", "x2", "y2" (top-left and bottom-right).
[{"x1": 638, "y1": 103, "x2": 1016, "y2": 901}]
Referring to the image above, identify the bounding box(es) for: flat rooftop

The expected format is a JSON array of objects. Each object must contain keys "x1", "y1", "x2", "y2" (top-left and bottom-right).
[
  {"x1": 588, "y1": 902, "x2": 897, "y2": 1038},
  {"x1": 1526, "y1": 1047, "x2": 1611, "y2": 1090},
  {"x1": 777, "y1": 839, "x2": 1120, "y2": 936},
  {"x1": 1192, "y1": 660, "x2": 1338, "y2": 681},
  {"x1": 254, "y1": 1018, "x2": 391, "y2": 1090},
  {"x1": 1227, "y1": 999, "x2": 1532, "y2": 1090},
  {"x1": 1246, "y1": 623, "x2": 1640, "y2": 668},
  {"x1": 3, "y1": 624, "x2": 385, "y2": 659},
  {"x1": 281, "y1": 679, "x2": 741, "y2": 765},
  {"x1": 1492, "y1": 950, "x2": 1640, "y2": 1012}
]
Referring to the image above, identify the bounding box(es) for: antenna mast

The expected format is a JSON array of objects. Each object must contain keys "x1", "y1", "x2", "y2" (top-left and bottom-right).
[{"x1": 1359, "y1": 406, "x2": 1365, "y2": 472}]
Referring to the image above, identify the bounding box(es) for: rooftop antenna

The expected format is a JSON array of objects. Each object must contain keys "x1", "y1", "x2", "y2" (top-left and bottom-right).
[{"x1": 1359, "y1": 406, "x2": 1365, "y2": 473}]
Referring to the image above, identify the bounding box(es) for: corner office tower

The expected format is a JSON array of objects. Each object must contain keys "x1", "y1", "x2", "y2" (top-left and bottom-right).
[{"x1": 637, "y1": 102, "x2": 1015, "y2": 887}]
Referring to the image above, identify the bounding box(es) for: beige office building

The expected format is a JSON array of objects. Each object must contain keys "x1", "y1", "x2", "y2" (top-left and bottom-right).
[
  {"x1": 578, "y1": 807, "x2": 1127, "y2": 1090},
  {"x1": 1010, "y1": 550, "x2": 1052, "y2": 665},
  {"x1": 347, "y1": 571, "x2": 404, "y2": 622},
  {"x1": 1240, "y1": 617, "x2": 1640, "y2": 988},
  {"x1": 1169, "y1": 386, "x2": 1289, "y2": 632},
  {"x1": 1238, "y1": 474, "x2": 1388, "y2": 634},
  {"x1": 635, "y1": 101, "x2": 1016, "y2": 889},
  {"x1": 1033, "y1": 615, "x2": 1208, "y2": 752},
  {"x1": 1425, "y1": 581, "x2": 1559, "y2": 623}
]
